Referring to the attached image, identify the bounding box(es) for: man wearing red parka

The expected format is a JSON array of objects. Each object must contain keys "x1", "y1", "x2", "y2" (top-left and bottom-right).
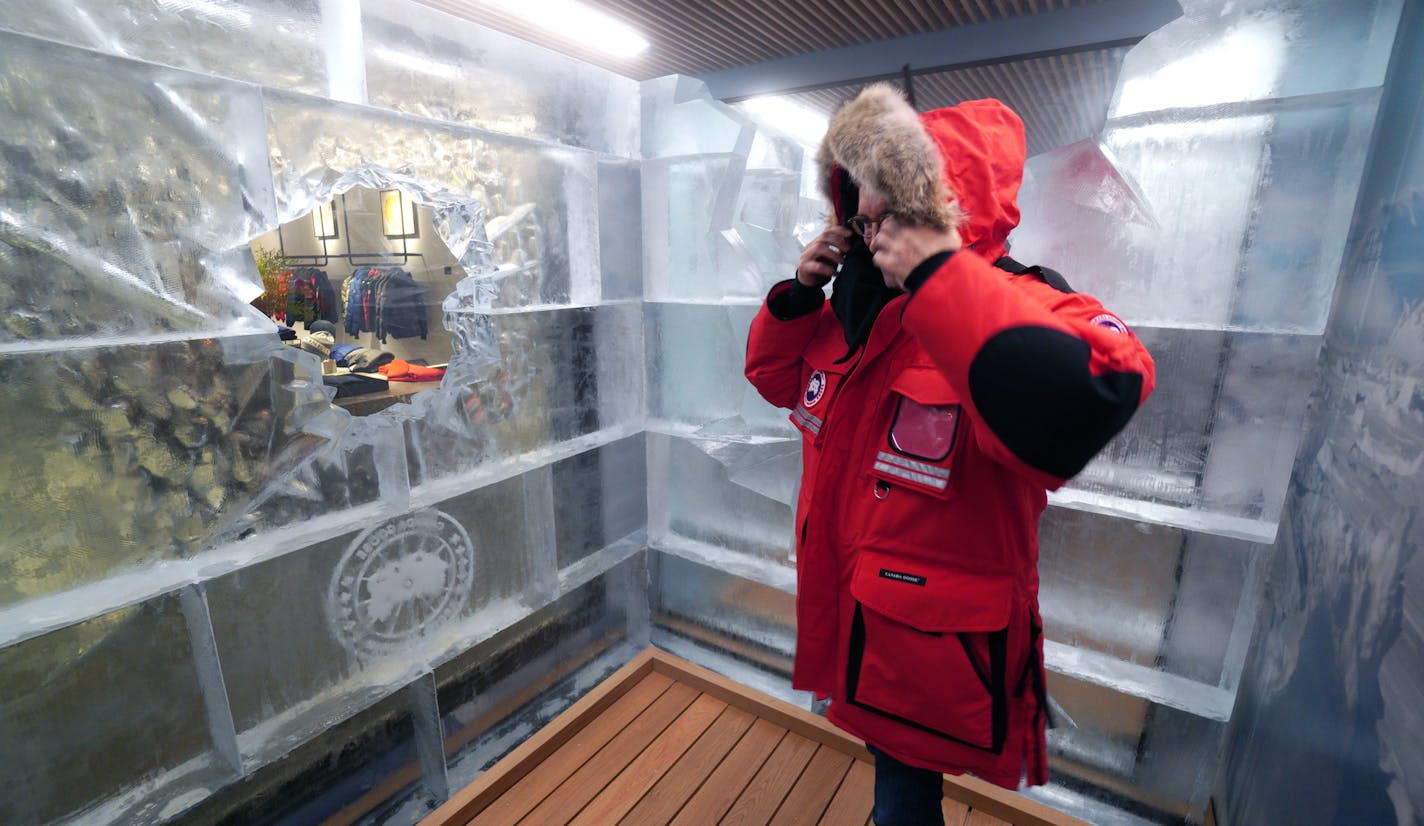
[{"x1": 745, "y1": 85, "x2": 1156, "y2": 825}]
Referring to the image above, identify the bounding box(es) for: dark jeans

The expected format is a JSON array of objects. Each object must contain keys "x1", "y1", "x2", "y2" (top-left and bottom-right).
[{"x1": 868, "y1": 744, "x2": 944, "y2": 826}]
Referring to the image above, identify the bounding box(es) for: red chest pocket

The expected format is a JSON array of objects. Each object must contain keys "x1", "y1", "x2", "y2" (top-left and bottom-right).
[{"x1": 871, "y1": 367, "x2": 963, "y2": 499}]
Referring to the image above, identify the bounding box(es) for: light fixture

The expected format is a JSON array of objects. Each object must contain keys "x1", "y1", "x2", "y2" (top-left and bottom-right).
[
  {"x1": 480, "y1": 0, "x2": 650, "y2": 58},
  {"x1": 312, "y1": 200, "x2": 339, "y2": 240},
  {"x1": 381, "y1": 189, "x2": 419, "y2": 239},
  {"x1": 738, "y1": 97, "x2": 829, "y2": 149}
]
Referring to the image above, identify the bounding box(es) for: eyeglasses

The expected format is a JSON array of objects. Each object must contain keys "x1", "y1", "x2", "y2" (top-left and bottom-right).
[{"x1": 846, "y1": 212, "x2": 897, "y2": 239}]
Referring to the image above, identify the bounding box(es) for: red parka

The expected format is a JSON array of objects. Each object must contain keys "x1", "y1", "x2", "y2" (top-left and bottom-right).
[{"x1": 745, "y1": 96, "x2": 1155, "y2": 788}]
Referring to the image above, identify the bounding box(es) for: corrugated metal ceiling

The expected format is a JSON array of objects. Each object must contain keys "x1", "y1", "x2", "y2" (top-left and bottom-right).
[{"x1": 414, "y1": 0, "x2": 1134, "y2": 155}]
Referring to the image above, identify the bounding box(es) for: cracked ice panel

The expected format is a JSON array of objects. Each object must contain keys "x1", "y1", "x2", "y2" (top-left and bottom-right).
[
  {"x1": 1112, "y1": 0, "x2": 1404, "y2": 118},
  {"x1": 361, "y1": 0, "x2": 639, "y2": 157},
  {"x1": 552, "y1": 435, "x2": 647, "y2": 569},
  {"x1": 0, "y1": 593, "x2": 229, "y2": 825},
  {"x1": 0, "y1": 337, "x2": 363, "y2": 609},
  {"x1": 402, "y1": 303, "x2": 643, "y2": 487},
  {"x1": 1065, "y1": 327, "x2": 1319, "y2": 536},
  {"x1": 1038, "y1": 509, "x2": 1257, "y2": 689},
  {"x1": 264, "y1": 90, "x2": 602, "y2": 313},
  {"x1": 642, "y1": 142, "x2": 807, "y2": 302},
  {"x1": 1012, "y1": 92, "x2": 1379, "y2": 334},
  {"x1": 0, "y1": 0, "x2": 329, "y2": 96},
  {"x1": 0, "y1": 29, "x2": 276, "y2": 345},
  {"x1": 205, "y1": 477, "x2": 538, "y2": 770},
  {"x1": 648, "y1": 432, "x2": 795, "y2": 565},
  {"x1": 641, "y1": 75, "x2": 755, "y2": 160},
  {"x1": 646, "y1": 302, "x2": 791, "y2": 436}
]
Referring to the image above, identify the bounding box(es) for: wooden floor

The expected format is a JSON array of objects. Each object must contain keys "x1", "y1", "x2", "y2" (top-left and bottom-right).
[{"x1": 423, "y1": 648, "x2": 1087, "y2": 826}]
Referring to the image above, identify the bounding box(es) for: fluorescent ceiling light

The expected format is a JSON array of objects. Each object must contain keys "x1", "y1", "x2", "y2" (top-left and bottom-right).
[
  {"x1": 739, "y1": 97, "x2": 829, "y2": 149},
  {"x1": 480, "y1": 0, "x2": 650, "y2": 58}
]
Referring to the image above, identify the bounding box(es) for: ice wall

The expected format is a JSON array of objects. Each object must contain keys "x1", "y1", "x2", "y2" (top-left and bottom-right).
[
  {"x1": 0, "y1": 1, "x2": 649, "y2": 822},
  {"x1": 639, "y1": 2, "x2": 1409, "y2": 824},
  {"x1": 1217, "y1": 1, "x2": 1424, "y2": 822}
]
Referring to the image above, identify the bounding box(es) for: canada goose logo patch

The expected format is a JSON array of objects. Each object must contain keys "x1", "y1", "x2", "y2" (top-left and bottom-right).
[
  {"x1": 1091, "y1": 313, "x2": 1128, "y2": 335},
  {"x1": 804, "y1": 370, "x2": 827, "y2": 408}
]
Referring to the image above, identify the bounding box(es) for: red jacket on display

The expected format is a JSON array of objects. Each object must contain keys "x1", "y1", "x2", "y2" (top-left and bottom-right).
[{"x1": 745, "y1": 91, "x2": 1156, "y2": 788}]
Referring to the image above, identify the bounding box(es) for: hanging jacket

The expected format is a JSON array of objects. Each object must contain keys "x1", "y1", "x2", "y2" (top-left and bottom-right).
[
  {"x1": 376, "y1": 270, "x2": 428, "y2": 343},
  {"x1": 745, "y1": 88, "x2": 1156, "y2": 789}
]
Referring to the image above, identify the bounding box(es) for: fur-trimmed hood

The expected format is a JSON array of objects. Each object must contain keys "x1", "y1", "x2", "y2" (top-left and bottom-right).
[{"x1": 817, "y1": 85, "x2": 1026, "y2": 260}]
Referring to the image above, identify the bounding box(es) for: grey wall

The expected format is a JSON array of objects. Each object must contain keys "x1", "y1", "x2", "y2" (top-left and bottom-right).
[{"x1": 1218, "y1": 1, "x2": 1424, "y2": 823}]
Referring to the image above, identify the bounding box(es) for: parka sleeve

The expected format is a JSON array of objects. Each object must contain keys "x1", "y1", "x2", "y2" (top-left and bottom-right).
[
  {"x1": 901, "y1": 251, "x2": 1156, "y2": 489},
  {"x1": 745, "y1": 279, "x2": 827, "y2": 411}
]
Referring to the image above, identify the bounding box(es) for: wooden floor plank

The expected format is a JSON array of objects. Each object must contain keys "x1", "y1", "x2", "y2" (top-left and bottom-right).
[
  {"x1": 816, "y1": 760, "x2": 875, "y2": 826},
  {"x1": 943, "y1": 796, "x2": 972, "y2": 825},
  {"x1": 567, "y1": 693, "x2": 729, "y2": 826},
  {"x1": 617, "y1": 706, "x2": 758, "y2": 826},
  {"x1": 966, "y1": 809, "x2": 1014, "y2": 826},
  {"x1": 719, "y1": 731, "x2": 820, "y2": 825},
  {"x1": 769, "y1": 744, "x2": 855, "y2": 825},
  {"x1": 422, "y1": 652, "x2": 658, "y2": 826},
  {"x1": 669, "y1": 718, "x2": 787, "y2": 826},
  {"x1": 466, "y1": 673, "x2": 678, "y2": 826},
  {"x1": 509, "y1": 681, "x2": 700, "y2": 824}
]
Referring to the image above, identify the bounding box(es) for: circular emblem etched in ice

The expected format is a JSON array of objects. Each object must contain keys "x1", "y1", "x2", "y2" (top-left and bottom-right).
[{"x1": 326, "y1": 509, "x2": 476, "y2": 657}]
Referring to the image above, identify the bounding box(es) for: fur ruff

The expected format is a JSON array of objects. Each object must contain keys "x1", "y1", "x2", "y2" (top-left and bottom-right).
[{"x1": 817, "y1": 83, "x2": 963, "y2": 230}]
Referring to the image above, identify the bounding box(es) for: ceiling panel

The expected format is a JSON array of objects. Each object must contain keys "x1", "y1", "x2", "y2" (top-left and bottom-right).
[
  {"x1": 415, "y1": 0, "x2": 1105, "y2": 81},
  {"x1": 783, "y1": 46, "x2": 1131, "y2": 157}
]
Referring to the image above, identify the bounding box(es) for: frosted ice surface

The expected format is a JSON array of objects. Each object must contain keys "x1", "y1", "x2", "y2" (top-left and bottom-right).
[
  {"x1": 360, "y1": 0, "x2": 639, "y2": 157},
  {"x1": 0, "y1": 30, "x2": 276, "y2": 344},
  {"x1": 641, "y1": 75, "x2": 754, "y2": 160},
  {"x1": 551, "y1": 436, "x2": 647, "y2": 569},
  {"x1": 402, "y1": 305, "x2": 642, "y2": 487},
  {"x1": 1013, "y1": 96, "x2": 1379, "y2": 333},
  {"x1": 647, "y1": 433, "x2": 794, "y2": 564},
  {"x1": 647, "y1": 303, "x2": 786, "y2": 433},
  {"x1": 0, "y1": 593, "x2": 230, "y2": 824},
  {"x1": 1113, "y1": 0, "x2": 1404, "y2": 118},
  {"x1": 598, "y1": 159, "x2": 644, "y2": 301},
  {"x1": 205, "y1": 477, "x2": 536, "y2": 768},
  {"x1": 1066, "y1": 328, "x2": 1319, "y2": 529},
  {"x1": 0, "y1": 0, "x2": 328, "y2": 95},
  {"x1": 653, "y1": 552, "x2": 796, "y2": 656}
]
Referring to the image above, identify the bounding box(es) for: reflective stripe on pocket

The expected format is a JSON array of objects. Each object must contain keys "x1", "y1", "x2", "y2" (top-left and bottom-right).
[{"x1": 872, "y1": 451, "x2": 950, "y2": 490}]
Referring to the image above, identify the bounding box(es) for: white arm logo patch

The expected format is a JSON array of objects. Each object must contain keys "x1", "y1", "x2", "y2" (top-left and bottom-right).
[{"x1": 1090, "y1": 313, "x2": 1129, "y2": 335}]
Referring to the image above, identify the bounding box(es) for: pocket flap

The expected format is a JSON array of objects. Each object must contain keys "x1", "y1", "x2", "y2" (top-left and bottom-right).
[
  {"x1": 890, "y1": 367, "x2": 957, "y2": 404},
  {"x1": 851, "y1": 550, "x2": 1012, "y2": 633}
]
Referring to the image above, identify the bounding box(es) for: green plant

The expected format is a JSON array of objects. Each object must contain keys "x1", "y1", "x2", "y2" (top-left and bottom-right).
[{"x1": 252, "y1": 245, "x2": 292, "y2": 317}]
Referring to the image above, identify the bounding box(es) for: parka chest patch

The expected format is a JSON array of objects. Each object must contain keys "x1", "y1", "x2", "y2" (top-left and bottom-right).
[{"x1": 803, "y1": 369, "x2": 827, "y2": 408}]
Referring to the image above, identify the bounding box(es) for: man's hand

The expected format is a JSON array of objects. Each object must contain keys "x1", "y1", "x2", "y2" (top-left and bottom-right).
[
  {"x1": 796, "y1": 225, "x2": 854, "y2": 287},
  {"x1": 870, "y1": 218, "x2": 962, "y2": 290}
]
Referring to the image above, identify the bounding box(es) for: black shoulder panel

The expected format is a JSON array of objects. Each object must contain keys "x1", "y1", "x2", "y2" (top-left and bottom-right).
[
  {"x1": 1026, "y1": 266, "x2": 1075, "y2": 294},
  {"x1": 992, "y1": 256, "x2": 1075, "y2": 294},
  {"x1": 968, "y1": 326, "x2": 1141, "y2": 479}
]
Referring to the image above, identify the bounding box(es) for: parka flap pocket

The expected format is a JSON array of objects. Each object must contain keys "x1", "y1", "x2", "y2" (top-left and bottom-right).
[
  {"x1": 850, "y1": 550, "x2": 1012, "y2": 633},
  {"x1": 889, "y1": 366, "x2": 958, "y2": 405}
]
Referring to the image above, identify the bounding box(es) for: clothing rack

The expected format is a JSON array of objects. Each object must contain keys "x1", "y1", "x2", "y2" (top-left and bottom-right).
[{"x1": 276, "y1": 192, "x2": 425, "y2": 268}]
